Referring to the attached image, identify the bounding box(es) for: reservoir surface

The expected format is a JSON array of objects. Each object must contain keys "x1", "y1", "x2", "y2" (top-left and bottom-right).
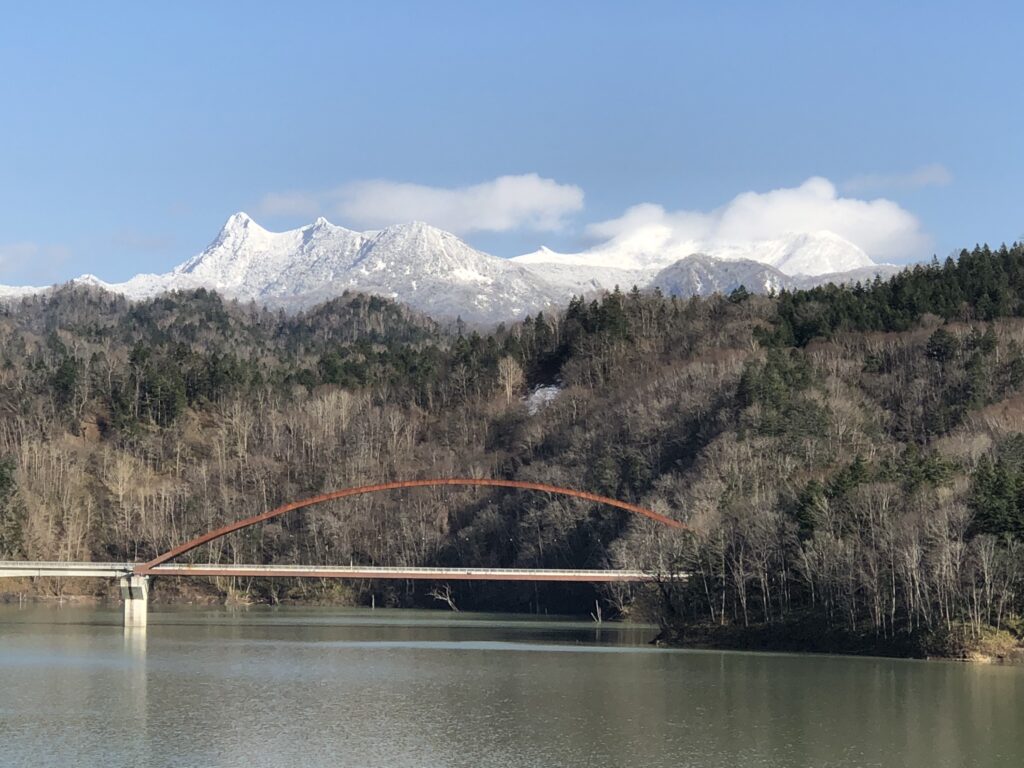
[{"x1": 1, "y1": 605, "x2": 1021, "y2": 767}]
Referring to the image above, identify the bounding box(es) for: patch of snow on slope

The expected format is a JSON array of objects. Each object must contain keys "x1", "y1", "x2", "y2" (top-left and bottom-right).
[{"x1": 525, "y1": 385, "x2": 561, "y2": 415}]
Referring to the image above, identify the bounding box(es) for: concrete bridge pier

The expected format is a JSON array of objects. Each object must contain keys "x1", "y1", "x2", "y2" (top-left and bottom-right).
[{"x1": 120, "y1": 575, "x2": 150, "y2": 628}]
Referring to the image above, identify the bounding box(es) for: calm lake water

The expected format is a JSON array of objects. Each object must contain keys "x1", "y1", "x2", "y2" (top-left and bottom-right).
[{"x1": 1, "y1": 605, "x2": 1022, "y2": 768}]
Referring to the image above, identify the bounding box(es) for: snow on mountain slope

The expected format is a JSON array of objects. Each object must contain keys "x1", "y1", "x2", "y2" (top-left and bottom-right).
[
  {"x1": 707, "y1": 231, "x2": 875, "y2": 276},
  {"x1": 650, "y1": 254, "x2": 902, "y2": 299},
  {"x1": 515, "y1": 251, "x2": 654, "y2": 296},
  {"x1": 0, "y1": 284, "x2": 43, "y2": 300},
  {"x1": 513, "y1": 230, "x2": 875, "y2": 278},
  {"x1": 299, "y1": 220, "x2": 569, "y2": 322},
  {"x1": 174, "y1": 213, "x2": 366, "y2": 294},
  {"x1": 652, "y1": 254, "x2": 792, "y2": 297}
]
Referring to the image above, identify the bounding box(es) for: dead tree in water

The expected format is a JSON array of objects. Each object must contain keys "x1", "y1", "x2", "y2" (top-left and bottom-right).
[{"x1": 429, "y1": 583, "x2": 459, "y2": 612}]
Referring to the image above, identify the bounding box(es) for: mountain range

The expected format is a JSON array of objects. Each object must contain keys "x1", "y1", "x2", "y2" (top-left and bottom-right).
[{"x1": 0, "y1": 214, "x2": 902, "y2": 323}]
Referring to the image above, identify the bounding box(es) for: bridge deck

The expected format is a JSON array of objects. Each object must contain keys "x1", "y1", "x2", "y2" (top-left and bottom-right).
[
  {"x1": 0, "y1": 562, "x2": 134, "y2": 578},
  {"x1": 0, "y1": 562, "x2": 672, "y2": 583},
  {"x1": 146, "y1": 564, "x2": 659, "y2": 582}
]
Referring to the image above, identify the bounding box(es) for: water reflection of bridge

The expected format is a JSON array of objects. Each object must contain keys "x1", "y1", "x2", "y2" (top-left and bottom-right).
[{"x1": 0, "y1": 478, "x2": 687, "y2": 626}]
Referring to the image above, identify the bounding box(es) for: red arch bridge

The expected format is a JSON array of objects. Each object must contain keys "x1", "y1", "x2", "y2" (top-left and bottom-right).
[{"x1": 0, "y1": 478, "x2": 687, "y2": 626}]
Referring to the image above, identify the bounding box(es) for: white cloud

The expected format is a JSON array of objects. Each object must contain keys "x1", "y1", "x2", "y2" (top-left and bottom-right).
[
  {"x1": 0, "y1": 242, "x2": 72, "y2": 284},
  {"x1": 110, "y1": 232, "x2": 176, "y2": 252},
  {"x1": 0, "y1": 242, "x2": 41, "y2": 266},
  {"x1": 258, "y1": 174, "x2": 584, "y2": 234},
  {"x1": 843, "y1": 163, "x2": 953, "y2": 194},
  {"x1": 587, "y1": 177, "x2": 930, "y2": 263},
  {"x1": 258, "y1": 191, "x2": 322, "y2": 218}
]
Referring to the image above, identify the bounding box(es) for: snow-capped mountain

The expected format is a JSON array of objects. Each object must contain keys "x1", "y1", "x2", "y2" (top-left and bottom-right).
[
  {"x1": 513, "y1": 252, "x2": 652, "y2": 299},
  {"x1": 79, "y1": 214, "x2": 574, "y2": 323},
  {"x1": 0, "y1": 213, "x2": 900, "y2": 323},
  {"x1": 649, "y1": 254, "x2": 902, "y2": 298},
  {"x1": 651, "y1": 255, "x2": 792, "y2": 297},
  {"x1": 512, "y1": 230, "x2": 874, "y2": 278}
]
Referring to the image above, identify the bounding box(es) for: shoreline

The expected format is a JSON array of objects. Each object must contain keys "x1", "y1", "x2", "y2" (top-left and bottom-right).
[
  {"x1": 5, "y1": 590, "x2": 1023, "y2": 664},
  {"x1": 655, "y1": 620, "x2": 1024, "y2": 665}
]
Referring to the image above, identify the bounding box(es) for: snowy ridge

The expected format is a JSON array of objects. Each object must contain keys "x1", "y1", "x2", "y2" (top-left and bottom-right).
[
  {"x1": 513, "y1": 230, "x2": 875, "y2": 276},
  {"x1": 652, "y1": 255, "x2": 791, "y2": 297},
  {"x1": 65, "y1": 214, "x2": 572, "y2": 323},
  {"x1": 651, "y1": 254, "x2": 902, "y2": 298},
  {"x1": 0, "y1": 213, "x2": 899, "y2": 323}
]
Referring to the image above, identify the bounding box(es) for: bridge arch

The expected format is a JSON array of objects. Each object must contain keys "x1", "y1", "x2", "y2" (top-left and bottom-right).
[{"x1": 136, "y1": 478, "x2": 685, "y2": 575}]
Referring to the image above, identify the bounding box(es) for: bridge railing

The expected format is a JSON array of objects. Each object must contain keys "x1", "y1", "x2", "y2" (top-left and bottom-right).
[{"x1": 0, "y1": 560, "x2": 686, "y2": 583}]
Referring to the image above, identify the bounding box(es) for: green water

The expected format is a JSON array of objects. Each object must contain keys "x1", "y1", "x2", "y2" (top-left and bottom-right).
[{"x1": 0, "y1": 605, "x2": 1021, "y2": 767}]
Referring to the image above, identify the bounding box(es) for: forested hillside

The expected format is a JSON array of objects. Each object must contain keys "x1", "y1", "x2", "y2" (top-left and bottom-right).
[{"x1": 2, "y1": 244, "x2": 1024, "y2": 658}]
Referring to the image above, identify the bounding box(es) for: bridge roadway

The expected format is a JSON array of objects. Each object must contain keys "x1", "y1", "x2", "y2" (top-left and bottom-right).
[
  {"x1": 0, "y1": 561, "x2": 677, "y2": 627},
  {"x1": 0, "y1": 561, "x2": 135, "y2": 579},
  {"x1": 0, "y1": 561, "x2": 662, "y2": 583}
]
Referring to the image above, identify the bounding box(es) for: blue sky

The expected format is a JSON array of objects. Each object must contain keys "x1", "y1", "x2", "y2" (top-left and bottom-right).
[{"x1": 1, "y1": 1, "x2": 1021, "y2": 284}]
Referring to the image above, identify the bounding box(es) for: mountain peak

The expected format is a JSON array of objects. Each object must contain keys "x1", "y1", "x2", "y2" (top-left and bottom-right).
[
  {"x1": 73, "y1": 273, "x2": 108, "y2": 286},
  {"x1": 388, "y1": 220, "x2": 438, "y2": 234},
  {"x1": 371, "y1": 220, "x2": 457, "y2": 248},
  {"x1": 210, "y1": 212, "x2": 270, "y2": 246},
  {"x1": 767, "y1": 230, "x2": 873, "y2": 275},
  {"x1": 652, "y1": 254, "x2": 791, "y2": 298},
  {"x1": 223, "y1": 211, "x2": 255, "y2": 230}
]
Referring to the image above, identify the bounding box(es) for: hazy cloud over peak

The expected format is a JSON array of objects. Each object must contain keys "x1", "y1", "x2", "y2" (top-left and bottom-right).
[
  {"x1": 586, "y1": 177, "x2": 930, "y2": 263},
  {"x1": 258, "y1": 174, "x2": 584, "y2": 234},
  {"x1": 257, "y1": 191, "x2": 322, "y2": 219},
  {"x1": 843, "y1": 164, "x2": 953, "y2": 194},
  {"x1": 0, "y1": 242, "x2": 72, "y2": 284},
  {"x1": 255, "y1": 175, "x2": 933, "y2": 265}
]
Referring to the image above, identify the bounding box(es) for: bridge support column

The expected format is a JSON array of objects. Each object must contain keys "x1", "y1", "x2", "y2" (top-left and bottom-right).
[{"x1": 120, "y1": 575, "x2": 150, "y2": 628}]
